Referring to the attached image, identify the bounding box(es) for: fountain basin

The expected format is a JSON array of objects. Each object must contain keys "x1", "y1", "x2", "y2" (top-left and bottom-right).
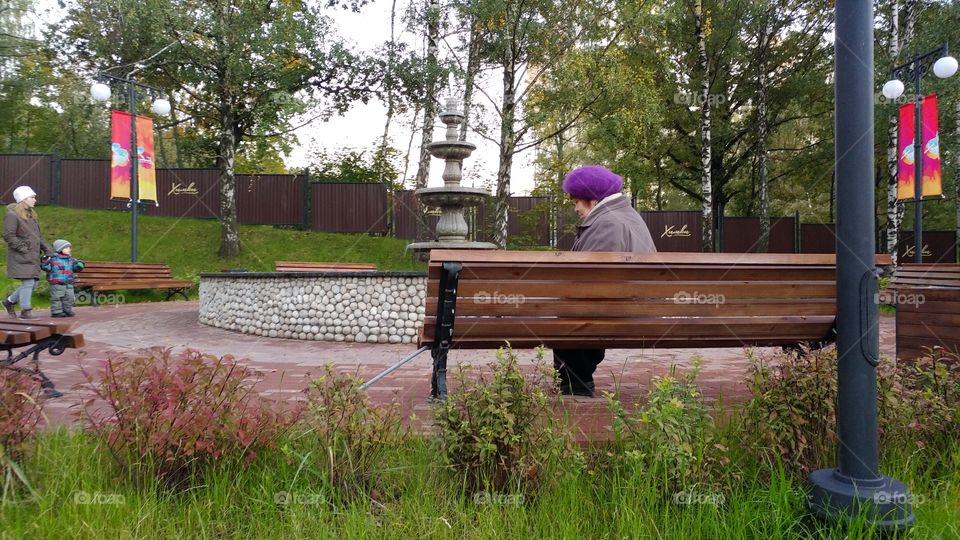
[
  {"x1": 416, "y1": 186, "x2": 489, "y2": 207},
  {"x1": 199, "y1": 271, "x2": 428, "y2": 343},
  {"x1": 425, "y1": 140, "x2": 476, "y2": 161}
]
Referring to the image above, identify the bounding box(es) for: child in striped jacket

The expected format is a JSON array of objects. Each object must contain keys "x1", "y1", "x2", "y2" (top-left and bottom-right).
[{"x1": 40, "y1": 239, "x2": 85, "y2": 317}]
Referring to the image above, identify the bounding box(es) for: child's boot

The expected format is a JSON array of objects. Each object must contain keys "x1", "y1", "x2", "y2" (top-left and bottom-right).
[{"x1": 2, "y1": 297, "x2": 16, "y2": 318}]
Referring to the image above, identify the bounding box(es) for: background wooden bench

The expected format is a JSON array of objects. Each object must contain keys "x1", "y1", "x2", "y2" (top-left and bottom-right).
[
  {"x1": 418, "y1": 250, "x2": 891, "y2": 398},
  {"x1": 75, "y1": 262, "x2": 194, "y2": 303},
  {"x1": 890, "y1": 263, "x2": 960, "y2": 360},
  {"x1": 275, "y1": 261, "x2": 377, "y2": 272},
  {"x1": 0, "y1": 319, "x2": 85, "y2": 398}
]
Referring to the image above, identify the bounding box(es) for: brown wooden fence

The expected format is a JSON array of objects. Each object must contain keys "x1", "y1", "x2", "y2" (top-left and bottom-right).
[
  {"x1": 0, "y1": 154, "x2": 54, "y2": 204},
  {"x1": 4, "y1": 154, "x2": 959, "y2": 257}
]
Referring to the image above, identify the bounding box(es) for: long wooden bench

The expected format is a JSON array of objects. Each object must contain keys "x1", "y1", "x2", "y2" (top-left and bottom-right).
[
  {"x1": 275, "y1": 261, "x2": 377, "y2": 272},
  {"x1": 74, "y1": 262, "x2": 194, "y2": 303},
  {"x1": 0, "y1": 319, "x2": 85, "y2": 398},
  {"x1": 407, "y1": 250, "x2": 891, "y2": 398},
  {"x1": 889, "y1": 263, "x2": 960, "y2": 360}
]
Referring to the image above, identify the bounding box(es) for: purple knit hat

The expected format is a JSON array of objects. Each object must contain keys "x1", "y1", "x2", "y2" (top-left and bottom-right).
[{"x1": 562, "y1": 165, "x2": 623, "y2": 200}]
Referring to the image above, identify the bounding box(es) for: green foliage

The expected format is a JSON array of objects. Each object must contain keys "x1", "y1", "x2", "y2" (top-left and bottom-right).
[
  {"x1": 432, "y1": 346, "x2": 578, "y2": 495},
  {"x1": 297, "y1": 365, "x2": 406, "y2": 503},
  {"x1": 878, "y1": 348, "x2": 960, "y2": 449},
  {"x1": 308, "y1": 146, "x2": 403, "y2": 189},
  {"x1": 742, "y1": 345, "x2": 960, "y2": 478},
  {"x1": 740, "y1": 347, "x2": 838, "y2": 477},
  {"x1": 606, "y1": 357, "x2": 730, "y2": 495}
]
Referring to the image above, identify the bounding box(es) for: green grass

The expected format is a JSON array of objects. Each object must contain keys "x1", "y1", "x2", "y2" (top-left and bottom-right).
[
  {"x1": 1, "y1": 430, "x2": 957, "y2": 539},
  {"x1": 0, "y1": 205, "x2": 425, "y2": 308}
]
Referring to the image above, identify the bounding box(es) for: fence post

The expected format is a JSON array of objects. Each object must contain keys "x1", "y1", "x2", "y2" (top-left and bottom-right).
[
  {"x1": 794, "y1": 210, "x2": 800, "y2": 253},
  {"x1": 302, "y1": 168, "x2": 311, "y2": 230},
  {"x1": 50, "y1": 151, "x2": 61, "y2": 205}
]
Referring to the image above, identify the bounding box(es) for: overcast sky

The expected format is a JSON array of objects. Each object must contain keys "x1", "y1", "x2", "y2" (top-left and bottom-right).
[{"x1": 34, "y1": 0, "x2": 538, "y2": 194}]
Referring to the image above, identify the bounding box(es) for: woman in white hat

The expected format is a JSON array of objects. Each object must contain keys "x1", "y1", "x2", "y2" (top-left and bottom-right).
[{"x1": 2, "y1": 186, "x2": 52, "y2": 319}]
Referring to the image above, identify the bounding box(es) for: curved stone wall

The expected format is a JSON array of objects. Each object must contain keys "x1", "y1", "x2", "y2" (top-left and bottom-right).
[{"x1": 199, "y1": 272, "x2": 427, "y2": 344}]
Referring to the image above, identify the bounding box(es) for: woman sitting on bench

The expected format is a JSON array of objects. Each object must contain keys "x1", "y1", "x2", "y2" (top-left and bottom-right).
[{"x1": 555, "y1": 165, "x2": 657, "y2": 396}]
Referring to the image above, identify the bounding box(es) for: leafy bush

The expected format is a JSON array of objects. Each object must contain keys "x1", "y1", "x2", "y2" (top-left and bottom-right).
[
  {"x1": 606, "y1": 357, "x2": 729, "y2": 494},
  {"x1": 742, "y1": 345, "x2": 960, "y2": 477},
  {"x1": 80, "y1": 348, "x2": 300, "y2": 488},
  {"x1": 0, "y1": 370, "x2": 44, "y2": 500},
  {"x1": 297, "y1": 364, "x2": 405, "y2": 502},
  {"x1": 878, "y1": 347, "x2": 960, "y2": 447},
  {"x1": 432, "y1": 347, "x2": 577, "y2": 495},
  {"x1": 740, "y1": 347, "x2": 838, "y2": 476}
]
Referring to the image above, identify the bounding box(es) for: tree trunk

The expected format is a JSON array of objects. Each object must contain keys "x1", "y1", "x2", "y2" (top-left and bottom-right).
[
  {"x1": 378, "y1": 0, "x2": 399, "y2": 235},
  {"x1": 956, "y1": 101, "x2": 959, "y2": 262},
  {"x1": 756, "y1": 30, "x2": 770, "y2": 253},
  {"x1": 493, "y1": 54, "x2": 517, "y2": 249},
  {"x1": 460, "y1": 17, "x2": 480, "y2": 143},
  {"x1": 413, "y1": 0, "x2": 440, "y2": 242},
  {"x1": 655, "y1": 158, "x2": 663, "y2": 211},
  {"x1": 695, "y1": 0, "x2": 713, "y2": 252},
  {"x1": 886, "y1": 0, "x2": 902, "y2": 265},
  {"x1": 217, "y1": 107, "x2": 239, "y2": 258}
]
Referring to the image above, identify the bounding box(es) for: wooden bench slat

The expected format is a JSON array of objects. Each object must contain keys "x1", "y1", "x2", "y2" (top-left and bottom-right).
[
  {"x1": 0, "y1": 323, "x2": 52, "y2": 341},
  {"x1": 431, "y1": 264, "x2": 839, "y2": 282},
  {"x1": 0, "y1": 320, "x2": 73, "y2": 333},
  {"x1": 429, "y1": 249, "x2": 891, "y2": 266},
  {"x1": 0, "y1": 329, "x2": 33, "y2": 345},
  {"x1": 429, "y1": 298, "x2": 838, "y2": 318},
  {"x1": 81, "y1": 280, "x2": 194, "y2": 290},
  {"x1": 449, "y1": 280, "x2": 837, "y2": 300}
]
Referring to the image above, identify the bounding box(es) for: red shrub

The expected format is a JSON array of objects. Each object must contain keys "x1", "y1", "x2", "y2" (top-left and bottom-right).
[
  {"x1": 79, "y1": 348, "x2": 300, "y2": 488},
  {"x1": 0, "y1": 369, "x2": 44, "y2": 465}
]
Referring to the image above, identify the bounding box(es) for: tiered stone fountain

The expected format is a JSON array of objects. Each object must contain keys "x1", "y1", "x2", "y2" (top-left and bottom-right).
[{"x1": 406, "y1": 97, "x2": 496, "y2": 258}]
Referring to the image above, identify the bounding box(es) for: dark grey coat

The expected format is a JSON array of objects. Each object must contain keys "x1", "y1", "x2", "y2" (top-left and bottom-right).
[
  {"x1": 3, "y1": 204, "x2": 52, "y2": 280},
  {"x1": 571, "y1": 195, "x2": 657, "y2": 253}
]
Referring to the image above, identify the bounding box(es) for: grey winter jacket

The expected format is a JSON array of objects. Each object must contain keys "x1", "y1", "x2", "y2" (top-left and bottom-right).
[
  {"x1": 571, "y1": 195, "x2": 657, "y2": 253},
  {"x1": 3, "y1": 203, "x2": 52, "y2": 279}
]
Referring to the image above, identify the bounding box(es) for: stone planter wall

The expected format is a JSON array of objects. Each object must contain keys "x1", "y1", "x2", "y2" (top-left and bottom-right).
[{"x1": 199, "y1": 272, "x2": 427, "y2": 344}]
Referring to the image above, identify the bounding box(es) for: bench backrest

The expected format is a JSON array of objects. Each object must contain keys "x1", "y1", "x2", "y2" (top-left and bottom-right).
[
  {"x1": 76, "y1": 262, "x2": 175, "y2": 283},
  {"x1": 890, "y1": 263, "x2": 960, "y2": 290},
  {"x1": 275, "y1": 261, "x2": 377, "y2": 272},
  {"x1": 422, "y1": 250, "x2": 891, "y2": 350}
]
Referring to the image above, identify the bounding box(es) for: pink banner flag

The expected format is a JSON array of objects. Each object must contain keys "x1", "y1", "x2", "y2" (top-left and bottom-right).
[
  {"x1": 897, "y1": 94, "x2": 943, "y2": 200},
  {"x1": 110, "y1": 110, "x2": 159, "y2": 203}
]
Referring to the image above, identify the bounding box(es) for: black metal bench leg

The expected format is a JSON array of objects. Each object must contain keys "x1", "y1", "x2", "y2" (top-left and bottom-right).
[
  {"x1": 165, "y1": 288, "x2": 190, "y2": 301},
  {"x1": 430, "y1": 346, "x2": 448, "y2": 400}
]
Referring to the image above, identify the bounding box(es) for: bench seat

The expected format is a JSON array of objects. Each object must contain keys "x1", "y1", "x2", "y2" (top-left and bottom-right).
[
  {"x1": 417, "y1": 250, "x2": 891, "y2": 398},
  {"x1": 0, "y1": 319, "x2": 85, "y2": 397},
  {"x1": 75, "y1": 262, "x2": 193, "y2": 302},
  {"x1": 890, "y1": 263, "x2": 960, "y2": 360}
]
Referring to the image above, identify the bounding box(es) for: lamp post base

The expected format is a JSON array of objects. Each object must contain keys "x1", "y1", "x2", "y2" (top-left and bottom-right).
[{"x1": 808, "y1": 468, "x2": 915, "y2": 531}]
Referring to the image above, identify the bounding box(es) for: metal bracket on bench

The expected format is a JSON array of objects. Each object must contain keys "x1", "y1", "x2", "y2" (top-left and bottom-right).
[
  {"x1": 165, "y1": 287, "x2": 190, "y2": 301},
  {"x1": 0, "y1": 335, "x2": 71, "y2": 397},
  {"x1": 431, "y1": 261, "x2": 462, "y2": 400}
]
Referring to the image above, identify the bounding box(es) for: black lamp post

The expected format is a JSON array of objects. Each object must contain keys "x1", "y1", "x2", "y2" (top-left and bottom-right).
[
  {"x1": 806, "y1": 0, "x2": 913, "y2": 531},
  {"x1": 90, "y1": 72, "x2": 170, "y2": 262},
  {"x1": 882, "y1": 44, "x2": 958, "y2": 263}
]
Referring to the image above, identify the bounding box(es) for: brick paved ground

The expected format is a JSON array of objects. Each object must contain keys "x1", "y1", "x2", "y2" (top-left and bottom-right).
[{"x1": 26, "y1": 301, "x2": 898, "y2": 442}]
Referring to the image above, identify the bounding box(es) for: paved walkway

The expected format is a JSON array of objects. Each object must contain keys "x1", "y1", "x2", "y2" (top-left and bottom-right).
[{"x1": 32, "y1": 301, "x2": 898, "y2": 441}]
